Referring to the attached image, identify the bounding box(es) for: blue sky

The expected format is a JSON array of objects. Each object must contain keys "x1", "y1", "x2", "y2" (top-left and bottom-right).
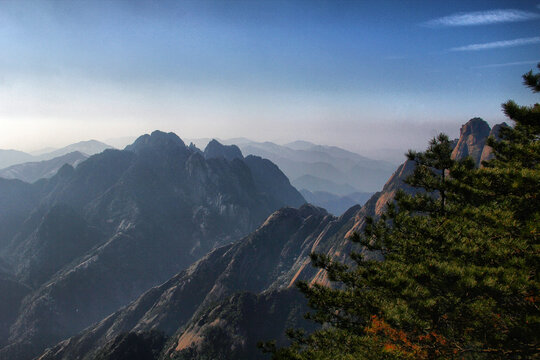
[{"x1": 0, "y1": 0, "x2": 539, "y2": 160}]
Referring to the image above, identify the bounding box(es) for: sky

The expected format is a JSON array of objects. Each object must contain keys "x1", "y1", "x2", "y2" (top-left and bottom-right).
[{"x1": 0, "y1": 0, "x2": 539, "y2": 160}]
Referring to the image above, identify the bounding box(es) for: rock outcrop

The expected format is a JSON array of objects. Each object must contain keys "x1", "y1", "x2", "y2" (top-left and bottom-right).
[
  {"x1": 450, "y1": 117, "x2": 491, "y2": 165},
  {"x1": 479, "y1": 122, "x2": 509, "y2": 165},
  {"x1": 203, "y1": 139, "x2": 243, "y2": 161}
]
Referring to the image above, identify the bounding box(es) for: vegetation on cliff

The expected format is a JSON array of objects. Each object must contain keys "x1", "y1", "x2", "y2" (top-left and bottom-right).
[{"x1": 264, "y1": 66, "x2": 539, "y2": 359}]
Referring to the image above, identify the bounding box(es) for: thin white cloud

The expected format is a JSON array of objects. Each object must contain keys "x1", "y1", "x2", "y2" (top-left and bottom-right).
[
  {"x1": 425, "y1": 9, "x2": 540, "y2": 27},
  {"x1": 450, "y1": 37, "x2": 540, "y2": 51},
  {"x1": 474, "y1": 60, "x2": 540, "y2": 68}
]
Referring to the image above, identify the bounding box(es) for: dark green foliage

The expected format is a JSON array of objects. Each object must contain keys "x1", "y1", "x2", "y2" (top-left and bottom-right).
[
  {"x1": 266, "y1": 66, "x2": 540, "y2": 359},
  {"x1": 169, "y1": 290, "x2": 314, "y2": 360},
  {"x1": 523, "y1": 63, "x2": 540, "y2": 92}
]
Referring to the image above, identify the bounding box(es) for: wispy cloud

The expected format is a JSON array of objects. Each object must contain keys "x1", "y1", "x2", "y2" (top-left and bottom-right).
[
  {"x1": 425, "y1": 9, "x2": 540, "y2": 27},
  {"x1": 450, "y1": 37, "x2": 540, "y2": 51},
  {"x1": 474, "y1": 60, "x2": 540, "y2": 68}
]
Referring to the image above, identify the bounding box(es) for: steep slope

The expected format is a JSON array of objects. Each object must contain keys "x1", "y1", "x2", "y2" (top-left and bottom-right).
[
  {"x1": 346, "y1": 159, "x2": 417, "y2": 237},
  {"x1": 0, "y1": 274, "x2": 30, "y2": 348},
  {"x1": 168, "y1": 289, "x2": 314, "y2": 360},
  {"x1": 0, "y1": 178, "x2": 42, "y2": 251},
  {"x1": 479, "y1": 122, "x2": 508, "y2": 165},
  {"x1": 0, "y1": 151, "x2": 88, "y2": 183},
  {"x1": 0, "y1": 131, "x2": 304, "y2": 360},
  {"x1": 36, "y1": 205, "x2": 352, "y2": 360},
  {"x1": 9, "y1": 204, "x2": 104, "y2": 288},
  {"x1": 202, "y1": 141, "x2": 305, "y2": 208},
  {"x1": 244, "y1": 155, "x2": 306, "y2": 208}
]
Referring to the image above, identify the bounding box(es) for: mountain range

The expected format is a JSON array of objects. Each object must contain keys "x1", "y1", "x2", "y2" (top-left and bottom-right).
[
  {"x1": 0, "y1": 140, "x2": 112, "y2": 170},
  {"x1": 225, "y1": 139, "x2": 396, "y2": 194},
  {"x1": 184, "y1": 138, "x2": 395, "y2": 215},
  {"x1": 1, "y1": 138, "x2": 392, "y2": 215},
  {"x1": 0, "y1": 152, "x2": 88, "y2": 184},
  {"x1": 0, "y1": 131, "x2": 304, "y2": 360},
  {"x1": 0, "y1": 118, "x2": 502, "y2": 360}
]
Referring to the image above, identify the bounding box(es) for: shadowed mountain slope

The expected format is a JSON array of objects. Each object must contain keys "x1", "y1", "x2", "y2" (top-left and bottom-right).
[
  {"x1": 0, "y1": 131, "x2": 304, "y2": 360},
  {"x1": 36, "y1": 205, "x2": 350, "y2": 360}
]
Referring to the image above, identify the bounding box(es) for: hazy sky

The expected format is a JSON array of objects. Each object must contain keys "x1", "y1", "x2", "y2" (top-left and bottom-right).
[{"x1": 1, "y1": 0, "x2": 539, "y2": 158}]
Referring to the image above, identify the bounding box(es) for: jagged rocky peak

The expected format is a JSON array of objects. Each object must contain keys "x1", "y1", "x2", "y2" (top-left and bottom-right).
[
  {"x1": 490, "y1": 122, "x2": 509, "y2": 138},
  {"x1": 480, "y1": 122, "x2": 509, "y2": 164},
  {"x1": 451, "y1": 117, "x2": 491, "y2": 165},
  {"x1": 297, "y1": 202, "x2": 328, "y2": 218},
  {"x1": 261, "y1": 203, "x2": 326, "y2": 227},
  {"x1": 188, "y1": 142, "x2": 203, "y2": 155},
  {"x1": 203, "y1": 139, "x2": 243, "y2": 161},
  {"x1": 124, "y1": 130, "x2": 187, "y2": 153},
  {"x1": 55, "y1": 163, "x2": 75, "y2": 178}
]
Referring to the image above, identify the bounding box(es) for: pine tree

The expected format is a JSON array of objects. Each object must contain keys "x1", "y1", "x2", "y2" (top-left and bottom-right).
[{"x1": 263, "y1": 66, "x2": 540, "y2": 359}]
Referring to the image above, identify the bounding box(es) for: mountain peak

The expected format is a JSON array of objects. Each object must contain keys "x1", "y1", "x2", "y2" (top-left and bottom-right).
[
  {"x1": 297, "y1": 203, "x2": 327, "y2": 218},
  {"x1": 459, "y1": 117, "x2": 491, "y2": 138},
  {"x1": 451, "y1": 118, "x2": 491, "y2": 165},
  {"x1": 203, "y1": 139, "x2": 243, "y2": 161},
  {"x1": 125, "y1": 131, "x2": 186, "y2": 153}
]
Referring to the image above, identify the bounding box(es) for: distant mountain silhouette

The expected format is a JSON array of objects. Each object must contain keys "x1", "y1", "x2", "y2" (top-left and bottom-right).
[
  {"x1": 222, "y1": 139, "x2": 396, "y2": 193},
  {"x1": 0, "y1": 152, "x2": 88, "y2": 183},
  {"x1": 0, "y1": 150, "x2": 34, "y2": 169},
  {"x1": 0, "y1": 140, "x2": 112, "y2": 178},
  {"x1": 38, "y1": 140, "x2": 113, "y2": 160},
  {"x1": 292, "y1": 174, "x2": 358, "y2": 196},
  {"x1": 300, "y1": 189, "x2": 373, "y2": 215}
]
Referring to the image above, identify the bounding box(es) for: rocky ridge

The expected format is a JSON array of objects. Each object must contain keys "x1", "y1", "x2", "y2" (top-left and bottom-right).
[{"x1": 0, "y1": 131, "x2": 304, "y2": 360}]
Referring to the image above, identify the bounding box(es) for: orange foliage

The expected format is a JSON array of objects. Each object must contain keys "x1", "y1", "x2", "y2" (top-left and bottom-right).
[{"x1": 364, "y1": 315, "x2": 457, "y2": 359}]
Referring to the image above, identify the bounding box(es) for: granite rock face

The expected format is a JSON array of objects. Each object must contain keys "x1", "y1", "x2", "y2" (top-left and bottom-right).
[
  {"x1": 450, "y1": 117, "x2": 491, "y2": 166},
  {"x1": 479, "y1": 122, "x2": 509, "y2": 165}
]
